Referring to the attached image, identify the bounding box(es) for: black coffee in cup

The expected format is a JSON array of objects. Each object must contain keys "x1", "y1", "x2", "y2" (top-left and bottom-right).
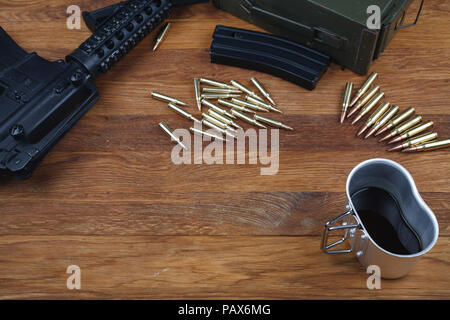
[{"x1": 351, "y1": 187, "x2": 422, "y2": 255}]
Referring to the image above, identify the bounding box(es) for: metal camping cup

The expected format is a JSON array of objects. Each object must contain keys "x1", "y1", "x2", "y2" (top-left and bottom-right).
[{"x1": 321, "y1": 159, "x2": 439, "y2": 279}]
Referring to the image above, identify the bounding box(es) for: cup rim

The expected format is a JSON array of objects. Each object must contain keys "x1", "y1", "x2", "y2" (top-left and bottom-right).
[{"x1": 346, "y1": 158, "x2": 439, "y2": 258}]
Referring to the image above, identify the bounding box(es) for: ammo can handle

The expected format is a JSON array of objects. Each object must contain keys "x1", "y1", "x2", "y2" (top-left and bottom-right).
[
  {"x1": 240, "y1": 2, "x2": 344, "y2": 49},
  {"x1": 396, "y1": 0, "x2": 424, "y2": 30}
]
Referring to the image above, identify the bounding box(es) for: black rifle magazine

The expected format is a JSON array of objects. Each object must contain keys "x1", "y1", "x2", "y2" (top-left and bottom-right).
[{"x1": 210, "y1": 25, "x2": 330, "y2": 90}]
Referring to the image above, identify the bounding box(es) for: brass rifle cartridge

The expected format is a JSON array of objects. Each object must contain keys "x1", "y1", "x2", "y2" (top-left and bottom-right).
[
  {"x1": 358, "y1": 102, "x2": 390, "y2": 136},
  {"x1": 202, "y1": 113, "x2": 236, "y2": 132},
  {"x1": 388, "y1": 121, "x2": 434, "y2": 144},
  {"x1": 231, "y1": 98, "x2": 269, "y2": 113},
  {"x1": 194, "y1": 78, "x2": 202, "y2": 111},
  {"x1": 351, "y1": 92, "x2": 385, "y2": 124},
  {"x1": 230, "y1": 80, "x2": 264, "y2": 101},
  {"x1": 168, "y1": 103, "x2": 202, "y2": 124},
  {"x1": 151, "y1": 92, "x2": 188, "y2": 106},
  {"x1": 379, "y1": 115, "x2": 422, "y2": 142},
  {"x1": 388, "y1": 132, "x2": 438, "y2": 152},
  {"x1": 152, "y1": 22, "x2": 171, "y2": 52},
  {"x1": 250, "y1": 77, "x2": 276, "y2": 105},
  {"x1": 350, "y1": 72, "x2": 378, "y2": 107},
  {"x1": 217, "y1": 99, "x2": 256, "y2": 114},
  {"x1": 231, "y1": 109, "x2": 266, "y2": 129},
  {"x1": 245, "y1": 95, "x2": 282, "y2": 113},
  {"x1": 347, "y1": 85, "x2": 380, "y2": 118},
  {"x1": 207, "y1": 109, "x2": 242, "y2": 129},
  {"x1": 159, "y1": 122, "x2": 187, "y2": 150},
  {"x1": 376, "y1": 107, "x2": 415, "y2": 136},
  {"x1": 202, "y1": 119, "x2": 236, "y2": 139},
  {"x1": 202, "y1": 87, "x2": 242, "y2": 94},
  {"x1": 201, "y1": 93, "x2": 242, "y2": 100},
  {"x1": 200, "y1": 78, "x2": 236, "y2": 89},
  {"x1": 402, "y1": 139, "x2": 450, "y2": 152},
  {"x1": 201, "y1": 99, "x2": 236, "y2": 119},
  {"x1": 365, "y1": 105, "x2": 399, "y2": 139},
  {"x1": 254, "y1": 114, "x2": 294, "y2": 130},
  {"x1": 341, "y1": 82, "x2": 353, "y2": 123}
]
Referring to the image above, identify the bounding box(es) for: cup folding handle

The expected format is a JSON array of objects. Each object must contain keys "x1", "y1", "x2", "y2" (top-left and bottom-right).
[{"x1": 321, "y1": 210, "x2": 360, "y2": 254}]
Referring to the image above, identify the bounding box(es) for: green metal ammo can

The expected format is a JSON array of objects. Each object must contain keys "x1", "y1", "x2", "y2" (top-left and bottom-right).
[{"x1": 213, "y1": 0, "x2": 423, "y2": 75}]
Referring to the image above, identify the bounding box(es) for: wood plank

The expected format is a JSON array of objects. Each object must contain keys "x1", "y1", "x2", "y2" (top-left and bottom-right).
[
  {"x1": 0, "y1": 192, "x2": 448, "y2": 236},
  {"x1": 0, "y1": 236, "x2": 448, "y2": 299},
  {"x1": 12, "y1": 114, "x2": 447, "y2": 152},
  {"x1": 1, "y1": 151, "x2": 449, "y2": 194}
]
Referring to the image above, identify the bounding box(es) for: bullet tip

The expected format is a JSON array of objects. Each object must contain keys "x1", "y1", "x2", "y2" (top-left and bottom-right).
[
  {"x1": 357, "y1": 125, "x2": 369, "y2": 137},
  {"x1": 387, "y1": 145, "x2": 402, "y2": 152},
  {"x1": 267, "y1": 96, "x2": 276, "y2": 106},
  {"x1": 379, "y1": 134, "x2": 391, "y2": 143},
  {"x1": 365, "y1": 128, "x2": 376, "y2": 139},
  {"x1": 351, "y1": 115, "x2": 362, "y2": 125},
  {"x1": 152, "y1": 41, "x2": 160, "y2": 52},
  {"x1": 340, "y1": 112, "x2": 346, "y2": 124},
  {"x1": 375, "y1": 127, "x2": 388, "y2": 136},
  {"x1": 387, "y1": 137, "x2": 400, "y2": 145},
  {"x1": 347, "y1": 108, "x2": 357, "y2": 118},
  {"x1": 255, "y1": 122, "x2": 267, "y2": 129},
  {"x1": 349, "y1": 95, "x2": 360, "y2": 107}
]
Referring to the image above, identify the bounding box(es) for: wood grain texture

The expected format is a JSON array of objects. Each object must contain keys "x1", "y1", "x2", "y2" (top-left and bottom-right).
[{"x1": 0, "y1": 0, "x2": 449, "y2": 299}]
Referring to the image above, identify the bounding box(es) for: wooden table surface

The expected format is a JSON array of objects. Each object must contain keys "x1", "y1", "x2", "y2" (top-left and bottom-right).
[{"x1": 0, "y1": 0, "x2": 449, "y2": 299}]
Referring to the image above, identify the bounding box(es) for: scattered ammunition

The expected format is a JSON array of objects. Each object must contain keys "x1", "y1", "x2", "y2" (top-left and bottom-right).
[
  {"x1": 202, "y1": 87, "x2": 242, "y2": 94},
  {"x1": 350, "y1": 72, "x2": 378, "y2": 107},
  {"x1": 201, "y1": 99, "x2": 236, "y2": 119},
  {"x1": 388, "y1": 132, "x2": 438, "y2": 152},
  {"x1": 231, "y1": 98, "x2": 269, "y2": 113},
  {"x1": 376, "y1": 107, "x2": 415, "y2": 136},
  {"x1": 168, "y1": 103, "x2": 201, "y2": 124},
  {"x1": 151, "y1": 92, "x2": 188, "y2": 106},
  {"x1": 379, "y1": 115, "x2": 422, "y2": 142},
  {"x1": 231, "y1": 109, "x2": 266, "y2": 129},
  {"x1": 254, "y1": 114, "x2": 293, "y2": 131},
  {"x1": 246, "y1": 95, "x2": 282, "y2": 113},
  {"x1": 230, "y1": 80, "x2": 264, "y2": 101},
  {"x1": 194, "y1": 78, "x2": 202, "y2": 111},
  {"x1": 200, "y1": 78, "x2": 236, "y2": 90},
  {"x1": 201, "y1": 93, "x2": 242, "y2": 100},
  {"x1": 358, "y1": 102, "x2": 390, "y2": 136},
  {"x1": 347, "y1": 85, "x2": 380, "y2": 118},
  {"x1": 208, "y1": 109, "x2": 242, "y2": 129},
  {"x1": 351, "y1": 92, "x2": 385, "y2": 124},
  {"x1": 218, "y1": 99, "x2": 256, "y2": 114},
  {"x1": 202, "y1": 119, "x2": 236, "y2": 139},
  {"x1": 365, "y1": 105, "x2": 399, "y2": 139},
  {"x1": 202, "y1": 113, "x2": 236, "y2": 132},
  {"x1": 159, "y1": 122, "x2": 187, "y2": 150},
  {"x1": 189, "y1": 127, "x2": 227, "y2": 142},
  {"x1": 388, "y1": 121, "x2": 434, "y2": 144},
  {"x1": 340, "y1": 82, "x2": 353, "y2": 123},
  {"x1": 152, "y1": 22, "x2": 171, "y2": 52},
  {"x1": 251, "y1": 77, "x2": 276, "y2": 105},
  {"x1": 402, "y1": 139, "x2": 450, "y2": 152}
]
